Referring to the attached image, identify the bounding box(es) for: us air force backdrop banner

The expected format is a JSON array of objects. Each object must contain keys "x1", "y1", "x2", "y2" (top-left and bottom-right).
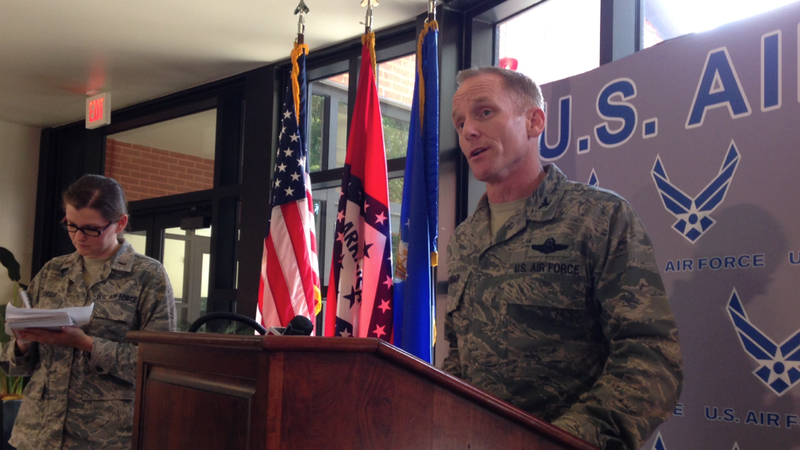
[{"x1": 537, "y1": 3, "x2": 800, "y2": 449}]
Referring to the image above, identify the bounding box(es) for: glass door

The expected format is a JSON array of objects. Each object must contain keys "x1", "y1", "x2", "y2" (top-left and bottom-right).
[{"x1": 127, "y1": 212, "x2": 212, "y2": 331}]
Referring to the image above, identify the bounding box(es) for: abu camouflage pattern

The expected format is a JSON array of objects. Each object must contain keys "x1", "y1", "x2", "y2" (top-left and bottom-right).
[
  {"x1": 0, "y1": 241, "x2": 176, "y2": 449},
  {"x1": 443, "y1": 165, "x2": 683, "y2": 450}
]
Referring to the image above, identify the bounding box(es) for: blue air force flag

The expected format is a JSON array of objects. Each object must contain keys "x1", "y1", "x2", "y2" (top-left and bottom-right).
[{"x1": 393, "y1": 21, "x2": 439, "y2": 363}]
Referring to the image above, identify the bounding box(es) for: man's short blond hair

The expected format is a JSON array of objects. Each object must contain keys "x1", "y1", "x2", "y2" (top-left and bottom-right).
[{"x1": 456, "y1": 67, "x2": 544, "y2": 111}]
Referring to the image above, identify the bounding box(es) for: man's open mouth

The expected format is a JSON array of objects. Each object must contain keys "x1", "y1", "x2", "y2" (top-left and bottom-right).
[{"x1": 470, "y1": 148, "x2": 487, "y2": 158}]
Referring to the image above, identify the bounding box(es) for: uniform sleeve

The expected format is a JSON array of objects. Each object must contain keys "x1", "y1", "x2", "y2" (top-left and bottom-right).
[
  {"x1": 0, "y1": 336, "x2": 39, "y2": 378},
  {"x1": 551, "y1": 202, "x2": 683, "y2": 450},
  {"x1": 0, "y1": 265, "x2": 48, "y2": 377},
  {"x1": 442, "y1": 239, "x2": 463, "y2": 377},
  {"x1": 442, "y1": 308, "x2": 461, "y2": 377},
  {"x1": 88, "y1": 265, "x2": 176, "y2": 383}
]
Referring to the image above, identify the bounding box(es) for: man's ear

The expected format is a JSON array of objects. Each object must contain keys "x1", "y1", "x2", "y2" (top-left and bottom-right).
[{"x1": 526, "y1": 107, "x2": 546, "y2": 138}]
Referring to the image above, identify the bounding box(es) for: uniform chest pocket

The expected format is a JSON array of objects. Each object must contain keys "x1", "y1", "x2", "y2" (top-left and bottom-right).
[
  {"x1": 35, "y1": 288, "x2": 65, "y2": 309},
  {"x1": 89, "y1": 298, "x2": 137, "y2": 341},
  {"x1": 501, "y1": 258, "x2": 590, "y2": 309},
  {"x1": 446, "y1": 273, "x2": 469, "y2": 315},
  {"x1": 500, "y1": 267, "x2": 595, "y2": 344},
  {"x1": 446, "y1": 271, "x2": 473, "y2": 338}
]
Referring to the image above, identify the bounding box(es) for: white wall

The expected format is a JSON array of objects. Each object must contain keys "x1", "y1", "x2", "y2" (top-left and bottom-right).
[{"x1": 0, "y1": 120, "x2": 41, "y2": 302}]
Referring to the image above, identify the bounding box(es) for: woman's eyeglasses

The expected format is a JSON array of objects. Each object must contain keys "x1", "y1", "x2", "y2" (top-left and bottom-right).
[{"x1": 60, "y1": 219, "x2": 115, "y2": 237}]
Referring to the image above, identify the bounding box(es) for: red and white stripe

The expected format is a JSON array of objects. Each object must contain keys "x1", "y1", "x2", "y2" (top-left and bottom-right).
[{"x1": 258, "y1": 196, "x2": 317, "y2": 331}]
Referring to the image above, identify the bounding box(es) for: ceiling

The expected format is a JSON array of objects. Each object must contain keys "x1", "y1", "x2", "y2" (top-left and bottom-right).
[{"x1": 0, "y1": 0, "x2": 427, "y2": 129}]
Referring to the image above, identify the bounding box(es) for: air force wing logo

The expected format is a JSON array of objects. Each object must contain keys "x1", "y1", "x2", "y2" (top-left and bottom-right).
[
  {"x1": 727, "y1": 289, "x2": 800, "y2": 395},
  {"x1": 588, "y1": 168, "x2": 599, "y2": 187},
  {"x1": 651, "y1": 141, "x2": 740, "y2": 243},
  {"x1": 652, "y1": 432, "x2": 666, "y2": 450}
]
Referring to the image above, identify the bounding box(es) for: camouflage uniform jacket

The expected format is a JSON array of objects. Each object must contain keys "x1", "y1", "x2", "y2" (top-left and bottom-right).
[
  {"x1": 0, "y1": 241, "x2": 176, "y2": 449},
  {"x1": 443, "y1": 165, "x2": 682, "y2": 450}
]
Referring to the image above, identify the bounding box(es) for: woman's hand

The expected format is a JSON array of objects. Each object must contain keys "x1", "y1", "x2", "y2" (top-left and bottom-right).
[
  {"x1": 14, "y1": 337, "x2": 31, "y2": 354},
  {"x1": 15, "y1": 327, "x2": 94, "y2": 353}
]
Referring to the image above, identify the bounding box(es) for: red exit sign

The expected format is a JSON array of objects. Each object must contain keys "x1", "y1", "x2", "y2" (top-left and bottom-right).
[{"x1": 85, "y1": 92, "x2": 111, "y2": 129}]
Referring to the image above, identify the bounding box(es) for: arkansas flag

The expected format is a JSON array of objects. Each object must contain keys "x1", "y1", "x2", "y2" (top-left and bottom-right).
[
  {"x1": 325, "y1": 33, "x2": 393, "y2": 340},
  {"x1": 257, "y1": 43, "x2": 321, "y2": 331}
]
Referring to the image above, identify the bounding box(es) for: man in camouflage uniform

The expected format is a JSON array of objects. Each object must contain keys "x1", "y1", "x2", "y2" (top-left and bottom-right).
[
  {"x1": 444, "y1": 67, "x2": 682, "y2": 450},
  {"x1": 0, "y1": 240, "x2": 175, "y2": 449}
]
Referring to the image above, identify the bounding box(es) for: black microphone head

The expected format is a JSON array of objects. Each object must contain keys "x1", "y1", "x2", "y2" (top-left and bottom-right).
[{"x1": 284, "y1": 315, "x2": 314, "y2": 336}]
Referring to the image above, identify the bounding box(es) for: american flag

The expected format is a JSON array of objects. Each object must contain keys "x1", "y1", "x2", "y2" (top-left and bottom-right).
[
  {"x1": 258, "y1": 44, "x2": 320, "y2": 330},
  {"x1": 324, "y1": 33, "x2": 394, "y2": 340}
]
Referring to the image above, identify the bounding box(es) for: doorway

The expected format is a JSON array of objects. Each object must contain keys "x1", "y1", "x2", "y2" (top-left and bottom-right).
[{"x1": 127, "y1": 212, "x2": 212, "y2": 331}]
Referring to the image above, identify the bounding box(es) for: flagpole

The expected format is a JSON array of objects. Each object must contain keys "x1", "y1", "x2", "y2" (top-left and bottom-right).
[
  {"x1": 427, "y1": 0, "x2": 436, "y2": 23},
  {"x1": 361, "y1": 0, "x2": 377, "y2": 34},
  {"x1": 294, "y1": 0, "x2": 309, "y2": 44},
  {"x1": 427, "y1": 0, "x2": 439, "y2": 361},
  {"x1": 293, "y1": 0, "x2": 319, "y2": 316},
  {"x1": 326, "y1": 0, "x2": 393, "y2": 340},
  {"x1": 393, "y1": 3, "x2": 440, "y2": 361},
  {"x1": 291, "y1": 3, "x2": 310, "y2": 128},
  {"x1": 258, "y1": 0, "x2": 320, "y2": 331}
]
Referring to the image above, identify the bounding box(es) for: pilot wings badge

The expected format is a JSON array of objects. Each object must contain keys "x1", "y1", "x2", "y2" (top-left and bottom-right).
[
  {"x1": 727, "y1": 288, "x2": 800, "y2": 396},
  {"x1": 651, "y1": 141, "x2": 740, "y2": 243},
  {"x1": 531, "y1": 238, "x2": 568, "y2": 255}
]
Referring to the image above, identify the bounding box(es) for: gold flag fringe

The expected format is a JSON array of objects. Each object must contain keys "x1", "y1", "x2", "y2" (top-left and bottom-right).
[
  {"x1": 416, "y1": 20, "x2": 440, "y2": 268},
  {"x1": 362, "y1": 32, "x2": 377, "y2": 74},
  {"x1": 416, "y1": 20, "x2": 438, "y2": 128},
  {"x1": 290, "y1": 42, "x2": 309, "y2": 124}
]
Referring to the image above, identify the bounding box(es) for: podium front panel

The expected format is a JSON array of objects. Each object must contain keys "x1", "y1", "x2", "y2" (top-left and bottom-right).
[{"x1": 129, "y1": 332, "x2": 596, "y2": 450}]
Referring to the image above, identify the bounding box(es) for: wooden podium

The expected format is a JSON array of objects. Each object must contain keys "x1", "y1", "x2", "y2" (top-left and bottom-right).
[{"x1": 128, "y1": 331, "x2": 596, "y2": 450}]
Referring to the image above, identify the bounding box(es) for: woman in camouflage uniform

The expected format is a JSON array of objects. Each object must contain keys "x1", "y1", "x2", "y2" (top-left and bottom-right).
[{"x1": 1, "y1": 175, "x2": 176, "y2": 449}]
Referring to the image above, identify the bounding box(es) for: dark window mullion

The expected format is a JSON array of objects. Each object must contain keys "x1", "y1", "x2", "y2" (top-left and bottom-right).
[{"x1": 345, "y1": 56, "x2": 359, "y2": 144}]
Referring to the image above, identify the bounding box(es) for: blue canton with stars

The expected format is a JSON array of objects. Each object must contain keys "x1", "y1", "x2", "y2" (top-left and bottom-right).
[{"x1": 268, "y1": 84, "x2": 308, "y2": 224}]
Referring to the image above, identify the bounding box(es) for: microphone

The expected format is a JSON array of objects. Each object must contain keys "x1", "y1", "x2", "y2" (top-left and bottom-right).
[
  {"x1": 266, "y1": 315, "x2": 314, "y2": 336},
  {"x1": 284, "y1": 315, "x2": 314, "y2": 336}
]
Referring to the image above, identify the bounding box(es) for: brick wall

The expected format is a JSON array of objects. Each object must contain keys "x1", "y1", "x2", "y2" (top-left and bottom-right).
[
  {"x1": 325, "y1": 53, "x2": 416, "y2": 107},
  {"x1": 328, "y1": 73, "x2": 349, "y2": 88},
  {"x1": 105, "y1": 139, "x2": 214, "y2": 201},
  {"x1": 378, "y1": 55, "x2": 415, "y2": 106}
]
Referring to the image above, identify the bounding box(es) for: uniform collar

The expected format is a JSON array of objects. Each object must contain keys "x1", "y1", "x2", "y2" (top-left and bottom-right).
[
  {"x1": 521, "y1": 163, "x2": 567, "y2": 223},
  {"x1": 470, "y1": 164, "x2": 568, "y2": 250},
  {"x1": 110, "y1": 240, "x2": 135, "y2": 273},
  {"x1": 61, "y1": 240, "x2": 135, "y2": 279}
]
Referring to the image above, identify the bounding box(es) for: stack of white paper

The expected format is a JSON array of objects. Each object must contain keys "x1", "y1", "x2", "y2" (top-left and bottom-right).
[{"x1": 5, "y1": 303, "x2": 94, "y2": 331}]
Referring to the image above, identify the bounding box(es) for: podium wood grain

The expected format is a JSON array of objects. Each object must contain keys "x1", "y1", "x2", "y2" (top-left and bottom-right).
[{"x1": 129, "y1": 331, "x2": 597, "y2": 450}]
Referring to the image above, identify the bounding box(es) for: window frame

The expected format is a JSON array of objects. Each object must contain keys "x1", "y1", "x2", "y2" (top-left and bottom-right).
[
  {"x1": 456, "y1": 0, "x2": 642, "y2": 217},
  {"x1": 297, "y1": 30, "x2": 418, "y2": 334}
]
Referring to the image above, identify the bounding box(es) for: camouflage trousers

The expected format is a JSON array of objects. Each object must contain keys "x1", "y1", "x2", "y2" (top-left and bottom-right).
[{"x1": 10, "y1": 395, "x2": 133, "y2": 449}]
